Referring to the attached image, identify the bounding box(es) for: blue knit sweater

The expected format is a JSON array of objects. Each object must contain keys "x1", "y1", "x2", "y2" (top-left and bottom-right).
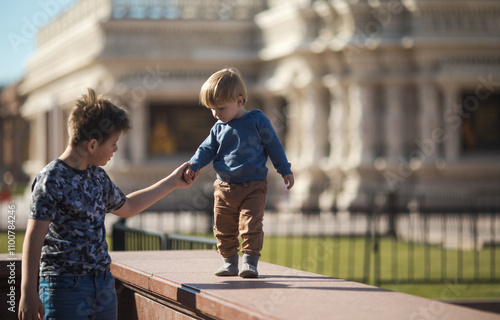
[{"x1": 189, "y1": 109, "x2": 292, "y2": 183}]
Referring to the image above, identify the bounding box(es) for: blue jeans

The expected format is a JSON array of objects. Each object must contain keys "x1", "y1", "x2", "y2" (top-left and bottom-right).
[{"x1": 39, "y1": 270, "x2": 117, "y2": 320}]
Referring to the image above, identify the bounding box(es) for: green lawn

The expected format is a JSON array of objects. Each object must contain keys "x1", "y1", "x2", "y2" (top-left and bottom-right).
[
  {"x1": 2, "y1": 231, "x2": 499, "y2": 300},
  {"x1": 260, "y1": 235, "x2": 500, "y2": 300},
  {"x1": 0, "y1": 230, "x2": 24, "y2": 254}
]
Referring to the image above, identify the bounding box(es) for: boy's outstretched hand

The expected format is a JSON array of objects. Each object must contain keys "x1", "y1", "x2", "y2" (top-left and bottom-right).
[
  {"x1": 283, "y1": 174, "x2": 294, "y2": 190},
  {"x1": 172, "y1": 162, "x2": 199, "y2": 188}
]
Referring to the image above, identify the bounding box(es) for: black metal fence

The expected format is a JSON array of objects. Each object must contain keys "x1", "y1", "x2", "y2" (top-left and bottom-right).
[
  {"x1": 261, "y1": 191, "x2": 500, "y2": 286},
  {"x1": 112, "y1": 218, "x2": 216, "y2": 251}
]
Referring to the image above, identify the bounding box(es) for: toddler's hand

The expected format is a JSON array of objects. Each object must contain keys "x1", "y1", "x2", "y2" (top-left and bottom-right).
[
  {"x1": 283, "y1": 174, "x2": 294, "y2": 190},
  {"x1": 183, "y1": 167, "x2": 195, "y2": 183}
]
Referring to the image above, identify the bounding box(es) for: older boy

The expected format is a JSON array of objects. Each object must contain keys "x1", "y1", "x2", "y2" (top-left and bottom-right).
[
  {"x1": 184, "y1": 67, "x2": 294, "y2": 278},
  {"x1": 19, "y1": 89, "x2": 198, "y2": 320}
]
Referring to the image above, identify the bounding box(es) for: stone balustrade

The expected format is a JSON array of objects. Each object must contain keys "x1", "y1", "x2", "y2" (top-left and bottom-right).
[{"x1": 37, "y1": 0, "x2": 266, "y2": 48}]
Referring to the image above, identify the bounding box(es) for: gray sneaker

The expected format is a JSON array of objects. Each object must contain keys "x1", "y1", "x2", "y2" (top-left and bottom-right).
[
  {"x1": 239, "y1": 254, "x2": 259, "y2": 278},
  {"x1": 215, "y1": 254, "x2": 239, "y2": 276}
]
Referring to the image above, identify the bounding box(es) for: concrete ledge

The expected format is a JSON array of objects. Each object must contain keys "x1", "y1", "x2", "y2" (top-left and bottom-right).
[{"x1": 109, "y1": 251, "x2": 500, "y2": 320}]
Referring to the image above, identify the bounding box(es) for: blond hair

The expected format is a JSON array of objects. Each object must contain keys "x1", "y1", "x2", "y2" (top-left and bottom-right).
[
  {"x1": 200, "y1": 67, "x2": 247, "y2": 108},
  {"x1": 68, "y1": 88, "x2": 131, "y2": 146}
]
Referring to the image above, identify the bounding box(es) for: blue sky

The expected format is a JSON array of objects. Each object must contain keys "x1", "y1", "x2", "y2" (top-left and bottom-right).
[{"x1": 0, "y1": 0, "x2": 78, "y2": 87}]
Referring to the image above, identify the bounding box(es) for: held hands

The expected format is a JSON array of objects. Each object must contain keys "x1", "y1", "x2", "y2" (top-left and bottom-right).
[
  {"x1": 184, "y1": 167, "x2": 195, "y2": 180},
  {"x1": 283, "y1": 174, "x2": 294, "y2": 190},
  {"x1": 172, "y1": 162, "x2": 199, "y2": 188}
]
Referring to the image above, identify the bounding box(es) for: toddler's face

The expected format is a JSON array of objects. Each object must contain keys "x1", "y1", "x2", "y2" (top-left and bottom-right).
[{"x1": 211, "y1": 97, "x2": 244, "y2": 123}]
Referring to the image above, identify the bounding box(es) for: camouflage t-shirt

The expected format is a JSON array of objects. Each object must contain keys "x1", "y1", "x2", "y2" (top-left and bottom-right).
[{"x1": 30, "y1": 159, "x2": 126, "y2": 276}]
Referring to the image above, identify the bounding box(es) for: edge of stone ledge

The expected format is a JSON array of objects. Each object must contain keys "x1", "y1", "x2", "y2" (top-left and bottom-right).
[
  {"x1": 2, "y1": 253, "x2": 499, "y2": 320},
  {"x1": 110, "y1": 260, "x2": 153, "y2": 289},
  {"x1": 110, "y1": 258, "x2": 277, "y2": 320}
]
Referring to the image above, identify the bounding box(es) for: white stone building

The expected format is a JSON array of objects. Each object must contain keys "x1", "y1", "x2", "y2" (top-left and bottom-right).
[{"x1": 20, "y1": 0, "x2": 500, "y2": 212}]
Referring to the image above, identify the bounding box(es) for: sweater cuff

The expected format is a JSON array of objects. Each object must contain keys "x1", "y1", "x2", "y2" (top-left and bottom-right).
[{"x1": 277, "y1": 164, "x2": 292, "y2": 177}]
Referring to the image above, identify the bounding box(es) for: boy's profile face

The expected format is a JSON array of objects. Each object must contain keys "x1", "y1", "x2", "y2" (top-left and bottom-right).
[
  {"x1": 89, "y1": 131, "x2": 121, "y2": 166},
  {"x1": 211, "y1": 96, "x2": 245, "y2": 123}
]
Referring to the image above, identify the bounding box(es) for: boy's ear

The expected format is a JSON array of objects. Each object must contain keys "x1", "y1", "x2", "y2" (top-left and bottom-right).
[
  {"x1": 238, "y1": 96, "x2": 244, "y2": 106},
  {"x1": 87, "y1": 139, "x2": 98, "y2": 154}
]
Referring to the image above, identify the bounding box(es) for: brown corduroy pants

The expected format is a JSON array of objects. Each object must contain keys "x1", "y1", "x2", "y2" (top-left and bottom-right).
[{"x1": 213, "y1": 179, "x2": 267, "y2": 258}]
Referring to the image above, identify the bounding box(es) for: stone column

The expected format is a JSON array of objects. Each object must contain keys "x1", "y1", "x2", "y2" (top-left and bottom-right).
[
  {"x1": 286, "y1": 84, "x2": 330, "y2": 212},
  {"x1": 37, "y1": 113, "x2": 48, "y2": 167},
  {"x1": 129, "y1": 101, "x2": 147, "y2": 165},
  {"x1": 417, "y1": 82, "x2": 440, "y2": 163},
  {"x1": 443, "y1": 85, "x2": 461, "y2": 162},
  {"x1": 327, "y1": 84, "x2": 347, "y2": 167},
  {"x1": 347, "y1": 83, "x2": 376, "y2": 166},
  {"x1": 300, "y1": 85, "x2": 329, "y2": 167},
  {"x1": 262, "y1": 95, "x2": 286, "y2": 141},
  {"x1": 51, "y1": 100, "x2": 64, "y2": 160},
  {"x1": 385, "y1": 84, "x2": 405, "y2": 164},
  {"x1": 284, "y1": 89, "x2": 302, "y2": 166}
]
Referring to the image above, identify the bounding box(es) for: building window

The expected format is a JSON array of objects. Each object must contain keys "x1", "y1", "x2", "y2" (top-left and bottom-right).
[
  {"x1": 148, "y1": 102, "x2": 215, "y2": 157},
  {"x1": 462, "y1": 93, "x2": 500, "y2": 153}
]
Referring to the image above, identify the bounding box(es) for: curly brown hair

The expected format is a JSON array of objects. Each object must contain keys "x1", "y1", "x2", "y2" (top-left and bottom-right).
[{"x1": 68, "y1": 88, "x2": 131, "y2": 146}]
